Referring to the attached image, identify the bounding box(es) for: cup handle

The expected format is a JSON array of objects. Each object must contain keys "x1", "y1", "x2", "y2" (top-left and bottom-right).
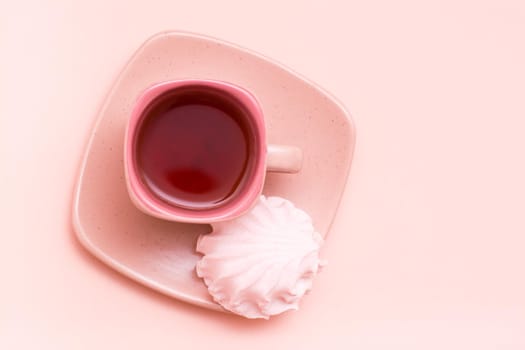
[{"x1": 266, "y1": 144, "x2": 303, "y2": 173}]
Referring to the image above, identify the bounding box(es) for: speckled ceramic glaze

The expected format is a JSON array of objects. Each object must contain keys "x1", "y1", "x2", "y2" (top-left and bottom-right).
[{"x1": 73, "y1": 31, "x2": 355, "y2": 312}]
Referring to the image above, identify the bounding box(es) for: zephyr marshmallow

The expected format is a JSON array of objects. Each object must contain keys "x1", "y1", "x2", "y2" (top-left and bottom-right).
[{"x1": 196, "y1": 196, "x2": 324, "y2": 319}]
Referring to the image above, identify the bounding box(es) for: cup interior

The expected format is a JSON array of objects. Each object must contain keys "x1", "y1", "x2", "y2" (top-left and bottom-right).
[{"x1": 124, "y1": 80, "x2": 267, "y2": 223}]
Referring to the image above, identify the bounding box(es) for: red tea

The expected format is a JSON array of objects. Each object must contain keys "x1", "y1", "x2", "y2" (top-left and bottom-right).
[{"x1": 134, "y1": 86, "x2": 253, "y2": 209}]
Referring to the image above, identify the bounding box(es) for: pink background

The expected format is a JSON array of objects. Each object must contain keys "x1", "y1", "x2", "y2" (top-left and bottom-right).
[{"x1": 1, "y1": 0, "x2": 524, "y2": 348}]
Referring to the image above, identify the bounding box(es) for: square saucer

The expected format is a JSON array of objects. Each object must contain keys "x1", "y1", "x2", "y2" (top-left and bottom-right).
[{"x1": 73, "y1": 31, "x2": 355, "y2": 311}]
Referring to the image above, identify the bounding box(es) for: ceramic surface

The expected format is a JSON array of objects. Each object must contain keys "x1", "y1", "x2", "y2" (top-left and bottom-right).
[{"x1": 73, "y1": 31, "x2": 355, "y2": 311}]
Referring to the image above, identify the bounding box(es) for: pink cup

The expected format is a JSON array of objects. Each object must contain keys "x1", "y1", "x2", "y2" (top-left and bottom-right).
[{"x1": 124, "y1": 79, "x2": 302, "y2": 223}]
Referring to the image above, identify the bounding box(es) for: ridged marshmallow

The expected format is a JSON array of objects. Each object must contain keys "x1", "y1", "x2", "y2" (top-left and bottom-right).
[{"x1": 196, "y1": 196, "x2": 324, "y2": 319}]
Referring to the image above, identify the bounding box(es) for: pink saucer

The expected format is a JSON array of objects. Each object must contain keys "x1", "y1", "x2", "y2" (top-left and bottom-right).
[{"x1": 73, "y1": 31, "x2": 355, "y2": 312}]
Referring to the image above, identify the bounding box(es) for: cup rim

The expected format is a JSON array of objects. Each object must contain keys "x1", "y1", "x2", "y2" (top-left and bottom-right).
[{"x1": 124, "y1": 79, "x2": 267, "y2": 223}]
